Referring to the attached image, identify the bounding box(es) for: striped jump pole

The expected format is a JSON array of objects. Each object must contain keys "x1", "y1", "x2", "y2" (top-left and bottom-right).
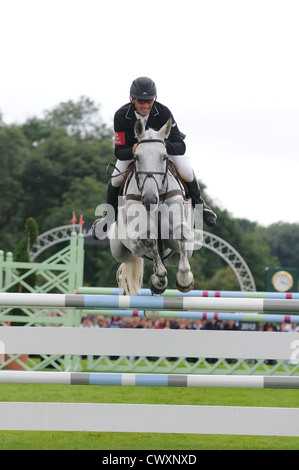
[
  {"x1": 1, "y1": 292, "x2": 299, "y2": 314},
  {"x1": 82, "y1": 308, "x2": 299, "y2": 323},
  {"x1": 77, "y1": 286, "x2": 299, "y2": 299},
  {"x1": 1, "y1": 371, "x2": 299, "y2": 389}
]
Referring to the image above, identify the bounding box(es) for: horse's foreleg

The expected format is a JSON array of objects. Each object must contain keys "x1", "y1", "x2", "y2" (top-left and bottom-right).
[
  {"x1": 176, "y1": 240, "x2": 194, "y2": 293},
  {"x1": 143, "y1": 239, "x2": 168, "y2": 294}
]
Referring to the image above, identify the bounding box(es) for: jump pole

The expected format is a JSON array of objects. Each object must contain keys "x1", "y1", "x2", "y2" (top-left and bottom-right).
[
  {"x1": 1, "y1": 292, "x2": 299, "y2": 314},
  {"x1": 0, "y1": 371, "x2": 299, "y2": 389},
  {"x1": 82, "y1": 308, "x2": 299, "y2": 323},
  {"x1": 77, "y1": 286, "x2": 299, "y2": 299}
]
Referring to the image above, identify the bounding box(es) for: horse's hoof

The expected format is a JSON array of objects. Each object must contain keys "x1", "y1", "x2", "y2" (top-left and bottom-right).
[
  {"x1": 176, "y1": 278, "x2": 194, "y2": 293},
  {"x1": 149, "y1": 282, "x2": 167, "y2": 295},
  {"x1": 149, "y1": 275, "x2": 168, "y2": 294},
  {"x1": 144, "y1": 310, "x2": 158, "y2": 320}
]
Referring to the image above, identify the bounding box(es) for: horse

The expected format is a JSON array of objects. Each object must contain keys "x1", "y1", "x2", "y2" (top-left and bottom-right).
[{"x1": 109, "y1": 118, "x2": 196, "y2": 300}]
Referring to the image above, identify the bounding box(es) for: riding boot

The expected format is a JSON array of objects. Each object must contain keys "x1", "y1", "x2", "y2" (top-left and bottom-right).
[
  {"x1": 185, "y1": 176, "x2": 217, "y2": 227},
  {"x1": 92, "y1": 182, "x2": 120, "y2": 240}
]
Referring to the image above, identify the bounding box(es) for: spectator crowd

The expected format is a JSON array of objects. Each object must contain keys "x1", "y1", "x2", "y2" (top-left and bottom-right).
[{"x1": 80, "y1": 314, "x2": 299, "y2": 333}]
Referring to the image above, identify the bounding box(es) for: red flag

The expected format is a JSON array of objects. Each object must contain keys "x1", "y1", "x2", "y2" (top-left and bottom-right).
[
  {"x1": 71, "y1": 211, "x2": 77, "y2": 223},
  {"x1": 79, "y1": 214, "x2": 84, "y2": 225}
]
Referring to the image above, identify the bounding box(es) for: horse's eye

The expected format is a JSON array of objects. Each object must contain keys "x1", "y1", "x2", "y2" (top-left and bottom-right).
[{"x1": 134, "y1": 154, "x2": 139, "y2": 161}]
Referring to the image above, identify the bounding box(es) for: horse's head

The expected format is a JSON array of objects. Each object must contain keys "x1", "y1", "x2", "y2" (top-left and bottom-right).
[{"x1": 134, "y1": 118, "x2": 172, "y2": 209}]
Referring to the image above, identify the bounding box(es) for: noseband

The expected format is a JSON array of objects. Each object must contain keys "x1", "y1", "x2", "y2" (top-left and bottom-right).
[{"x1": 134, "y1": 139, "x2": 169, "y2": 194}]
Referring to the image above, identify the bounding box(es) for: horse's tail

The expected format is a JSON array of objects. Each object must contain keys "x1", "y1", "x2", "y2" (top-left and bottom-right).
[{"x1": 116, "y1": 255, "x2": 144, "y2": 295}]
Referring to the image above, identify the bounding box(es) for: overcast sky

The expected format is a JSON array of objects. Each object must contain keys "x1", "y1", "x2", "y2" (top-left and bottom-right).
[{"x1": 1, "y1": 0, "x2": 298, "y2": 227}]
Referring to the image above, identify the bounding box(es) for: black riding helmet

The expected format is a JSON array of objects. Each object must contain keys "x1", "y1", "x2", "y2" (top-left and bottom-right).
[{"x1": 130, "y1": 77, "x2": 157, "y2": 100}]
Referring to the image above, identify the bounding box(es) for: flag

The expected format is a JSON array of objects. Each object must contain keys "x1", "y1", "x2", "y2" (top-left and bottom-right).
[
  {"x1": 79, "y1": 214, "x2": 85, "y2": 225},
  {"x1": 71, "y1": 211, "x2": 77, "y2": 223}
]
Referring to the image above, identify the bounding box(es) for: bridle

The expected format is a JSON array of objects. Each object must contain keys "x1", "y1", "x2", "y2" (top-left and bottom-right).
[
  {"x1": 133, "y1": 139, "x2": 169, "y2": 195},
  {"x1": 106, "y1": 138, "x2": 184, "y2": 202}
]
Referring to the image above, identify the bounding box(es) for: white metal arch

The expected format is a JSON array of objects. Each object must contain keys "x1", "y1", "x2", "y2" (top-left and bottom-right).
[
  {"x1": 200, "y1": 231, "x2": 256, "y2": 291},
  {"x1": 30, "y1": 225, "x2": 256, "y2": 291},
  {"x1": 30, "y1": 225, "x2": 82, "y2": 260}
]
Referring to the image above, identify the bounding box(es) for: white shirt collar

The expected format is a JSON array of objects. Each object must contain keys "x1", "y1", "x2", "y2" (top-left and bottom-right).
[{"x1": 135, "y1": 112, "x2": 149, "y2": 128}]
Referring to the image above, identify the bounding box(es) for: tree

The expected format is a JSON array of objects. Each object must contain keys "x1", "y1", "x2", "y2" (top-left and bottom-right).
[
  {"x1": 17, "y1": 97, "x2": 114, "y2": 235},
  {"x1": 43, "y1": 96, "x2": 111, "y2": 140},
  {"x1": 0, "y1": 124, "x2": 30, "y2": 249},
  {"x1": 8, "y1": 218, "x2": 39, "y2": 325},
  {"x1": 262, "y1": 222, "x2": 299, "y2": 270}
]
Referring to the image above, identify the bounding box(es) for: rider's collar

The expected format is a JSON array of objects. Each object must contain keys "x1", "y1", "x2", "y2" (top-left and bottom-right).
[{"x1": 134, "y1": 112, "x2": 149, "y2": 128}]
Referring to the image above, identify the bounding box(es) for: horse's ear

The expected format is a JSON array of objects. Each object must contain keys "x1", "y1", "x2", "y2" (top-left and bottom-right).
[
  {"x1": 134, "y1": 119, "x2": 144, "y2": 140},
  {"x1": 158, "y1": 118, "x2": 172, "y2": 140}
]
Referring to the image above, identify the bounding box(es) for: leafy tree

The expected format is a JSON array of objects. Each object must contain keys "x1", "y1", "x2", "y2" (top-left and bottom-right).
[
  {"x1": 43, "y1": 96, "x2": 111, "y2": 140},
  {"x1": 6, "y1": 217, "x2": 38, "y2": 291},
  {"x1": 0, "y1": 124, "x2": 30, "y2": 249},
  {"x1": 18, "y1": 98, "x2": 114, "y2": 235},
  {"x1": 46, "y1": 176, "x2": 107, "y2": 229},
  {"x1": 262, "y1": 222, "x2": 299, "y2": 270},
  {"x1": 7, "y1": 218, "x2": 39, "y2": 325},
  {"x1": 204, "y1": 266, "x2": 240, "y2": 291}
]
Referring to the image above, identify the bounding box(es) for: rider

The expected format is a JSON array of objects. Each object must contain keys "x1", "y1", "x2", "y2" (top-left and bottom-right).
[{"x1": 92, "y1": 76, "x2": 217, "y2": 238}]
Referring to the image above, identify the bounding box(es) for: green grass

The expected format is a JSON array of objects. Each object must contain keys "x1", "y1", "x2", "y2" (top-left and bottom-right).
[{"x1": 0, "y1": 383, "x2": 299, "y2": 450}]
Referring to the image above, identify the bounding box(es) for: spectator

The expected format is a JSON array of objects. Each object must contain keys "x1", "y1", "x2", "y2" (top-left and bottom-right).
[
  {"x1": 263, "y1": 322, "x2": 279, "y2": 332},
  {"x1": 221, "y1": 320, "x2": 240, "y2": 330},
  {"x1": 95, "y1": 316, "x2": 108, "y2": 328},
  {"x1": 80, "y1": 316, "x2": 94, "y2": 328},
  {"x1": 155, "y1": 318, "x2": 166, "y2": 329},
  {"x1": 284, "y1": 322, "x2": 299, "y2": 333},
  {"x1": 110, "y1": 315, "x2": 123, "y2": 328}
]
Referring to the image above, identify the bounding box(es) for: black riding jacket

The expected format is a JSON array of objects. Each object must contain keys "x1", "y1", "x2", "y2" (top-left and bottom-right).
[{"x1": 114, "y1": 101, "x2": 186, "y2": 161}]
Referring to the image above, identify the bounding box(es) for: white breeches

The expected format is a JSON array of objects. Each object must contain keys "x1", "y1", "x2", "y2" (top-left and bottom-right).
[{"x1": 111, "y1": 155, "x2": 194, "y2": 187}]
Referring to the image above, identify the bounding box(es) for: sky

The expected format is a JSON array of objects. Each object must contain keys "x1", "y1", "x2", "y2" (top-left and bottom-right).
[{"x1": 1, "y1": 0, "x2": 298, "y2": 227}]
